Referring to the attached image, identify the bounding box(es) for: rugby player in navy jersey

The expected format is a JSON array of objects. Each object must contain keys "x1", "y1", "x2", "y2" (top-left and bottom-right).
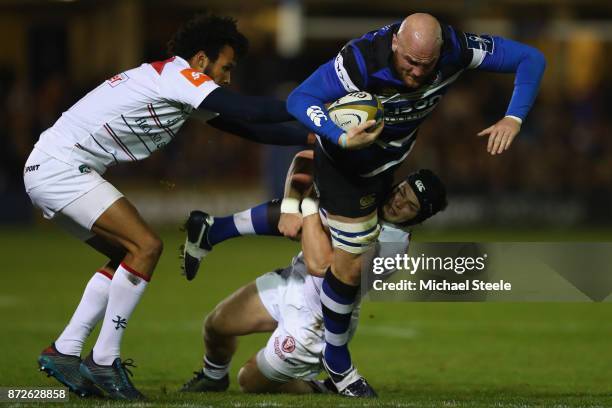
[{"x1": 283, "y1": 13, "x2": 546, "y2": 395}]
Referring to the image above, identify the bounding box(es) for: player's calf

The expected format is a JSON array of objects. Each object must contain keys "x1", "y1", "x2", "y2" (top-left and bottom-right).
[{"x1": 321, "y1": 213, "x2": 379, "y2": 394}]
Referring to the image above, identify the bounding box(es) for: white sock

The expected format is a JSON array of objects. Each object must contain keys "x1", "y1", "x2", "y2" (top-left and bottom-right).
[
  {"x1": 55, "y1": 271, "x2": 112, "y2": 357},
  {"x1": 203, "y1": 355, "x2": 230, "y2": 380},
  {"x1": 92, "y1": 263, "x2": 148, "y2": 365}
]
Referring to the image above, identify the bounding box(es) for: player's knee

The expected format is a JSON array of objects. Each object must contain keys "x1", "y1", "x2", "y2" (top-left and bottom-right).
[
  {"x1": 203, "y1": 311, "x2": 219, "y2": 337},
  {"x1": 204, "y1": 307, "x2": 229, "y2": 338},
  {"x1": 237, "y1": 364, "x2": 259, "y2": 393},
  {"x1": 136, "y1": 233, "x2": 163, "y2": 261}
]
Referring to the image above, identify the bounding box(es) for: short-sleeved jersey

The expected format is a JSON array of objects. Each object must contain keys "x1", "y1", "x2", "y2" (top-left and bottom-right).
[
  {"x1": 35, "y1": 56, "x2": 219, "y2": 173},
  {"x1": 322, "y1": 22, "x2": 493, "y2": 176}
]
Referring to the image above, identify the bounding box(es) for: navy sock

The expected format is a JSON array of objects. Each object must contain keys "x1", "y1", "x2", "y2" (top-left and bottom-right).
[
  {"x1": 321, "y1": 268, "x2": 359, "y2": 374},
  {"x1": 207, "y1": 200, "x2": 281, "y2": 246}
]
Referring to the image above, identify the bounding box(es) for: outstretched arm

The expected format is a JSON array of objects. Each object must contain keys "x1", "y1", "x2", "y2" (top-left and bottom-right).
[
  {"x1": 208, "y1": 116, "x2": 314, "y2": 146},
  {"x1": 198, "y1": 87, "x2": 293, "y2": 123},
  {"x1": 467, "y1": 33, "x2": 546, "y2": 154}
]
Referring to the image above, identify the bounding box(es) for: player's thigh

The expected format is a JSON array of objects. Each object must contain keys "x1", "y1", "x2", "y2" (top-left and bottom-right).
[
  {"x1": 207, "y1": 282, "x2": 277, "y2": 336},
  {"x1": 321, "y1": 209, "x2": 379, "y2": 285},
  {"x1": 91, "y1": 197, "x2": 162, "y2": 256},
  {"x1": 313, "y1": 142, "x2": 392, "y2": 218}
]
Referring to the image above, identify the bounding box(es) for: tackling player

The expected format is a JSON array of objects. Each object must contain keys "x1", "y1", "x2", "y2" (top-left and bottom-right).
[
  {"x1": 285, "y1": 13, "x2": 546, "y2": 394},
  {"x1": 180, "y1": 155, "x2": 446, "y2": 396},
  {"x1": 28, "y1": 15, "x2": 310, "y2": 400}
]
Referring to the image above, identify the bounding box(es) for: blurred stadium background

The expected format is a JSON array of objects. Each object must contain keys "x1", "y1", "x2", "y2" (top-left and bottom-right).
[
  {"x1": 1, "y1": 0, "x2": 612, "y2": 230},
  {"x1": 1, "y1": 1, "x2": 611, "y2": 406}
]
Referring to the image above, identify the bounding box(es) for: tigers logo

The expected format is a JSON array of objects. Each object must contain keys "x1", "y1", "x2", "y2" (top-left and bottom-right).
[
  {"x1": 281, "y1": 336, "x2": 296, "y2": 353},
  {"x1": 180, "y1": 69, "x2": 211, "y2": 87}
]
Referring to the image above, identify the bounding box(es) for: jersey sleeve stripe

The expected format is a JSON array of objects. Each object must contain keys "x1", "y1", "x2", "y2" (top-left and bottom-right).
[
  {"x1": 121, "y1": 115, "x2": 152, "y2": 154},
  {"x1": 147, "y1": 104, "x2": 176, "y2": 139},
  {"x1": 104, "y1": 123, "x2": 137, "y2": 161},
  {"x1": 334, "y1": 53, "x2": 359, "y2": 92}
]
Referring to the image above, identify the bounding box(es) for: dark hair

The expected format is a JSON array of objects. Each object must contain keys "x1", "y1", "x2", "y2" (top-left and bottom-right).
[{"x1": 168, "y1": 14, "x2": 249, "y2": 62}]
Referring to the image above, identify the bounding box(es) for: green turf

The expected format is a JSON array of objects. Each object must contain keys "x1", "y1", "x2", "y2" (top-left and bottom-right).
[{"x1": 0, "y1": 227, "x2": 611, "y2": 407}]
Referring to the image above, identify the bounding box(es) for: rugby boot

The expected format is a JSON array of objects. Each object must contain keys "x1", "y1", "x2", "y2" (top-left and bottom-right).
[
  {"x1": 180, "y1": 370, "x2": 229, "y2": 392},
  {"x1": 323, "y1": 360, "x2": 377, "y2": 398},
  {"x1": 181, "y1": 210, "x2": 214, "y2": 281},
  {"x1": 79, "y1": 352, "x2": 144, "y2": 400},
  {"x1": 37, "y1": 343, "x2": 102, "y2": 398}
]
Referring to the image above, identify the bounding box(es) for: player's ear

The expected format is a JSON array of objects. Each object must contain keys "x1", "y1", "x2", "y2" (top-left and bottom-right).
[
  {"x1": 391, "y1": 34, "x2": 398, "y2": 53},
  {"x1": 189, "y1": 51, "x2": 210, "y2": 73}
]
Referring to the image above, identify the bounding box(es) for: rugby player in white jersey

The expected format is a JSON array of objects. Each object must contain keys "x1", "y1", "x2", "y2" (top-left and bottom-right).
[
  {"x1": 180, "y1": 151, "x2": 447, "y2": 396},
  {"x1": 27, "y1": 15, "x2": 310, "y2": 400}
]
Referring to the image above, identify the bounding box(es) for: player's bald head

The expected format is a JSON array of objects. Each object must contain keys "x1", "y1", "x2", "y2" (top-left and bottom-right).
[{"x1": 396, "y1": 13, "x2": 442, "y2": 62}]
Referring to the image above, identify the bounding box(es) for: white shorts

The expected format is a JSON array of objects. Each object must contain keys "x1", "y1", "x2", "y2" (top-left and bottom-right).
[
  {"x1": 255, "y1": 268, "x2": 324, "y2": 383},
  {"x1": 24, "y1": 147, "x2": 123, "y2": 241}
]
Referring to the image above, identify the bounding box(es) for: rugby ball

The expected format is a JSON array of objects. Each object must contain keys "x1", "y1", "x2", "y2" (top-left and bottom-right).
[{"x1": 327, "y1": 92, "x2": 383, "y2": 131}]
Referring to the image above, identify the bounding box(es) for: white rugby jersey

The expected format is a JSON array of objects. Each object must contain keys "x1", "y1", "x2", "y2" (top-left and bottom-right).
[{"x1": 35, "y1": 56, "x2": 219, "y2": 173}]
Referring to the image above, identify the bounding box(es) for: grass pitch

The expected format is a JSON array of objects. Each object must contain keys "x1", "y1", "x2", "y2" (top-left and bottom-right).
[{"x1": 0, "y1": 226, "x2": 610, "y2": 407}]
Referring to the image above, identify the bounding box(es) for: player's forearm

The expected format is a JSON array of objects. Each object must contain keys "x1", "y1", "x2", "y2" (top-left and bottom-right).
[
  {"x1": 505, "y1": 47, "x2": 546, "y2": 120},
  {"x1": 198, "y1": 87, "x2": 293, "y2": 123},
  {"x1": 208, "y1": 117, "x2": 310, "y2": 146},
  {"x1": 283, "y1": 150, "x2": 314, "y2": 200},
  {"x1": 301, "y1": 213, "x2": 333, "y2": 277},
  {"x1": 479, "y1": 37, "x2": 546, "y2": 120},
  {"x1": 287, "y1": 64, "x2": 347, "y2": 145}
]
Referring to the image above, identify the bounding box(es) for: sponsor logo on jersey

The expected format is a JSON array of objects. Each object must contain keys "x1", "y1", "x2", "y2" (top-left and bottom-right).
[
  {"x1": 107, "y1": 73, "x2": 129, "y2": 87},
  {"x1": 180, "y1": 69, "x2": 212, "y2": 87},
  {"x1": 281, "y1": 336, "x2": 296, "y2": 353},
  {"x1": 306, "y1": 106, "x2": 327, "y2": 127},
  {"x1": 383, "y1": 94, "x2": 444, "y2": 124},
  {"x1": 24, "y1": 164, "x2": 40, "y2": 173},
  {"x1": 78, "y1": 164, "x2": 91, "y2": 174},
  {"x1": 359, "y1": 193, "x2": 377, "y2": 209}
]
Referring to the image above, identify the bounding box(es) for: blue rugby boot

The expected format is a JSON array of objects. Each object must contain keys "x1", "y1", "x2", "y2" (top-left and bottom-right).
[
  {"x1": 37, "y1": 343, "x2": 102, "y2": 398},
  {"x1": 79, "y1": 352, "x2": 144, "y2": 400}
]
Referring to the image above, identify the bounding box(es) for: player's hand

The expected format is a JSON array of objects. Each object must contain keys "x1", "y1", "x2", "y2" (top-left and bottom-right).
[
  {"x1": 278, "y1": 213, "x2": 302, "y2": 240},
  {"x1": 477, "y1": 116, "x2": 521, "y2": 155},
  {"x1": 339, "y1": 120, "x2": 384, "y2": 150}
]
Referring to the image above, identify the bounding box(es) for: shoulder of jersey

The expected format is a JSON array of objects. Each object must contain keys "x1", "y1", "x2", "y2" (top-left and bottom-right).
[{"x1": 348, "y1": 23, "x2": 398, "y2": 77}]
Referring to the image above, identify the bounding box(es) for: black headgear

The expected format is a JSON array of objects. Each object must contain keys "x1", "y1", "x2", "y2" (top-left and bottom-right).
[{"x1": 395, "y1": 169, "x2": 447, "y2": 227}]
